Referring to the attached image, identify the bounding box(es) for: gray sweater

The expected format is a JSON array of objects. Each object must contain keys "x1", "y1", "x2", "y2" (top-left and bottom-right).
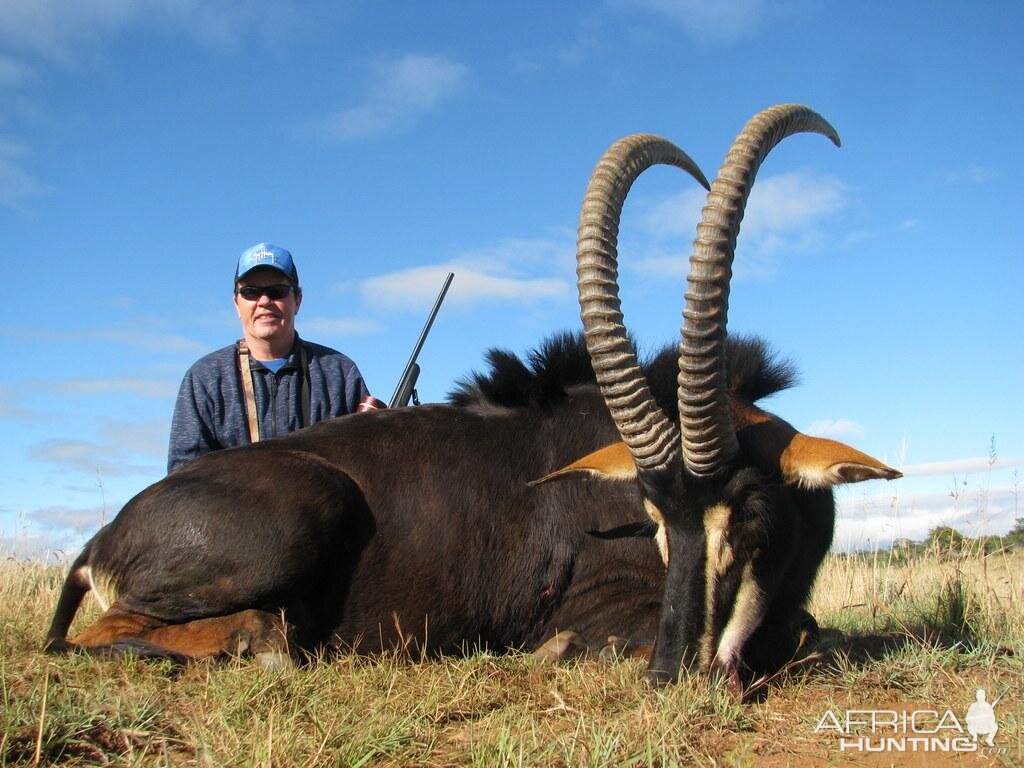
[{"x1": 168, "y1": 335, "x2": 370, "y2": 473}]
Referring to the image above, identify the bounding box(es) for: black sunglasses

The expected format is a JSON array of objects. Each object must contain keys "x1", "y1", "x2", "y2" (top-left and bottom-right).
[{"x1": 236, "y1": 284, "x2": 295, "y2": 301}]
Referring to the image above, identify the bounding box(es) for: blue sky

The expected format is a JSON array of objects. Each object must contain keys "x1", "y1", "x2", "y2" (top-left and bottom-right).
[{"x1": 1, "y1": 1, "x2": 1021, "y2": 557}]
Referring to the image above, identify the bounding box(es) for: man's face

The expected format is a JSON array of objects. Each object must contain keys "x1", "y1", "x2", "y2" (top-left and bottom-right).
[{"x1": 234, "y1": 268, "x2": 302, "y2": 346}]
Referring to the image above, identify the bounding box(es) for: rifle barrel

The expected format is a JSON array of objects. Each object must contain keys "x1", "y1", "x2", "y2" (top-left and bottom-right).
[{"x1": 388, "y1": 272, "x2": 454, "y2": 408}]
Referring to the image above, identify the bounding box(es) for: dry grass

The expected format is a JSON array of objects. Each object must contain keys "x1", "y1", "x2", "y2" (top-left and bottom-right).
[
  {"x1": 811, "y1": 544, "x2": 1024, "y2": 642},
  {"x1": 2, "y1": 549, "x2": 1022, "y2": 767}
]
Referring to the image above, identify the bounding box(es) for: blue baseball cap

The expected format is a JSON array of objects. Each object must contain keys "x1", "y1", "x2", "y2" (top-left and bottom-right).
[{"x1": 235, "y1": 243, "x2": 299, "y2": 285}]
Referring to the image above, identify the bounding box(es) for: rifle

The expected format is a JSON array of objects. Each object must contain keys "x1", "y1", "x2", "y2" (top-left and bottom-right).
[{"x1": 388, "y1": 272, "x2": 454, "y2": 408}]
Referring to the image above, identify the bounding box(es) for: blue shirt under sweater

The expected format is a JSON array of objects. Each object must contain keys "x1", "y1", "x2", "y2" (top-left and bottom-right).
[{"x1": 167, "y1": 334, "x2": 370, "y2": 473}]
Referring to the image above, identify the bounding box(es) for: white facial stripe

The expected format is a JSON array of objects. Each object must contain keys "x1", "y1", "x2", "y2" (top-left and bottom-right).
[
  {"x1": 704, "y1": 504, "x2": 733, "y2": 577},
  {"x1": 643, "y1": 499, "x2": 669, "y2": 566},
  {"x1": 700, "y1": 503, "x2": 732, "y2": 669},
  {"x1": 714, "y1": 561, "x2": 768, "y2": 668}
]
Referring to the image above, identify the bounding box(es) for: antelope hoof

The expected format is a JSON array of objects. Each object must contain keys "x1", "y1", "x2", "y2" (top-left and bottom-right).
[
  {"x1": 256, "y1": 650, "x2": 293, "y2": 672},
  {"x1": 532, "y1": 630, "x2": 586, "y2": 662}
]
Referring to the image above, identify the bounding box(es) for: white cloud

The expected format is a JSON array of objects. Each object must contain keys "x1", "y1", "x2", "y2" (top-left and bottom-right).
[
  {"x1": 29, "y1": 438, "x2": 161, "y2": 477},
  {"x1": 633, "y1": 171, "x2": 848, "y2": 279},
  {"x1": 98, "y1": 327, "x2": 207, "y2": 354},
  {"x1": 901, "y1": 456, "x2": 1024, "y2": 478},
  {"x1": 318, "y1": 53, "x2": 469, "y2": 141},
  {"x1": 835, "y1": 491, "x2": 1020, "y2": 551},
  {"x1": 18, "y1": 419, "x2": 165, "y2": 516},
  {"x1": 633, "y1": 250, "x2": 690, "y2": 280},
  {"x1": 833, "y1": 455, "x2": 1024, "y2": 551},
  {"x1": 0, "y1": 383, "x2": 37, "y2": 420},
  {"x1": 0, "y1": 0, "x2": 136, "y2": 65},
  {"x1": 29, "y1": 503, "x2": 110, "y2": 535},
  {"x1": 942, "y1": 164, "x2": 997, "y2": 185},
  {"x1": 0, "y1": 2, "x2": 339, "y2": 206},
  {"x1": 459, "y1": 236, "x2": 571, "y2": 265},
  {"x1": 636, "y1": 186, "x2": 706, "y2": 240},
  {"x1": 0, "y1": 135, "x2": 28, "y2": 156},
  {"x1": 0, "y1": 322, "x2": 207, "y2": 355},
  {"x1": 299, "y1": 316, "x2": 379, "y2": 337},
  {"x1": 558, "y1": 14, "x2": 605, "y2": 64},
  {"x1": 0, "y1": 531, "x2": 80, "y2": 561},
  {"x1": 742, "y1": 171, "x2": 847, "y2": 240},
  {"x1": 0, "y1": 1, "x2": 322, "y2": 65},
  {"x1": 362, "y1": 263, "x2": 569, "y2": 311},
  {"x1": 352, "y1": 235, "x2": 574, "y2": 311},
  {"x1": 0, "y1": 149, "x2": 49, "y2": 210},
  {"x1": 55, "y1": 377, "x2": 178, "y2": 399},
  {"x1": 616, "y1": 0, "x2": 767, "y2": 43},
  {"x1": 0, "y1": 54, "x2": 31, "y2": 87},
  {"x1": 100, "y1": 417, "x2": 167, "y2": 458}
]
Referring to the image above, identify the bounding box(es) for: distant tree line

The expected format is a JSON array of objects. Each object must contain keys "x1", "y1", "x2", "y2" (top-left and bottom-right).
[{"x1": 886, "y1": 517, "x2": 1024, "y2": 560}]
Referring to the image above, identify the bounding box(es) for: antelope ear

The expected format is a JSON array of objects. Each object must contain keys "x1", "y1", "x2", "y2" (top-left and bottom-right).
[
  {"x1": 780, "y1": 433, "x2": 902, "y2": 489},
  {"x1": 529, "y1": 442, "x2": 637, "y2": 486}
]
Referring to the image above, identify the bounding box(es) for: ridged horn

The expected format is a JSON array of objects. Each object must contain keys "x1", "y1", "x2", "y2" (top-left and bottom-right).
[
  {"x1": 578, "y1": 134, "x2": 710, "y2": 474},
  {"x1": 679, "y1": 104, "x2": 841, "y2": 477}
]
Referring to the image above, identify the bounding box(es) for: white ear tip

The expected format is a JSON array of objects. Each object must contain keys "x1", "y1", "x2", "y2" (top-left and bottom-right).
[
  {"x1": 832, "y1": 463, "x2": 902, "y2": 484},
  {"x1": 789, "y1": 462, "x2": 902, "y2": 489}
]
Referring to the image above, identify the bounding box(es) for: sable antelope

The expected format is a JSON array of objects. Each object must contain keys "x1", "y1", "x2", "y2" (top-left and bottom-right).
[
  {"x1": 559, "y1": 104, "x2": 900, "y2": 687},
  {"x1": 44, "y1": 105, "x2": 899, "y2": 691}
]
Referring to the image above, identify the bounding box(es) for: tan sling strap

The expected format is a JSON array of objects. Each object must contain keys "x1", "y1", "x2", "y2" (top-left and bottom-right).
[
  {"x1": 237, "y1": 340, "x2": 312, "y2": 444},
  {"x1": 237, "y1": 340, "x2": 261, "y2": 443},
  {"x1": 299, "y1": 342, "x2": 310, "y2": 428}
]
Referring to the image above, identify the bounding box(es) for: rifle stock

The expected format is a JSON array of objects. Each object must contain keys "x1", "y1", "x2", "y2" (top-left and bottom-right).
[{"x1": 390, "y1": 363, "x2": 420, "y2": 409}]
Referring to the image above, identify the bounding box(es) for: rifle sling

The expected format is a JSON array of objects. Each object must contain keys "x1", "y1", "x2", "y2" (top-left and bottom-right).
[
  {"x1": 299, "y1": 343, "x2": 310, "y2": 428},
  {"x1": 237, "y1": 340, "x2": 260, "y2": 444},
  {"x1": 238, "y1": 340, "x2": 312, "y2": 444}
]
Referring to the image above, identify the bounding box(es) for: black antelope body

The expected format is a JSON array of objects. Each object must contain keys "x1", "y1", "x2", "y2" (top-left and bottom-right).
[{"x1": 44, "y1": 105, "x2": 899, "y2": 691}]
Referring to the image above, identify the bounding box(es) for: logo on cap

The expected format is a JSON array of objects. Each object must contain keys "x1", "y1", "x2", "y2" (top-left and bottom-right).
[{"x1": 251, "y1": 249, "x2": 278, "y2": 265}]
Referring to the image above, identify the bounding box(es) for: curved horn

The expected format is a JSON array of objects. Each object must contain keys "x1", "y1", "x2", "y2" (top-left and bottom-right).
[
  {"x1": 578, "y1": 134, "x2": 710, "y2": 474},
  {"x1": 679, "y1": 104, "x2": 841, "y2": 477}
]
